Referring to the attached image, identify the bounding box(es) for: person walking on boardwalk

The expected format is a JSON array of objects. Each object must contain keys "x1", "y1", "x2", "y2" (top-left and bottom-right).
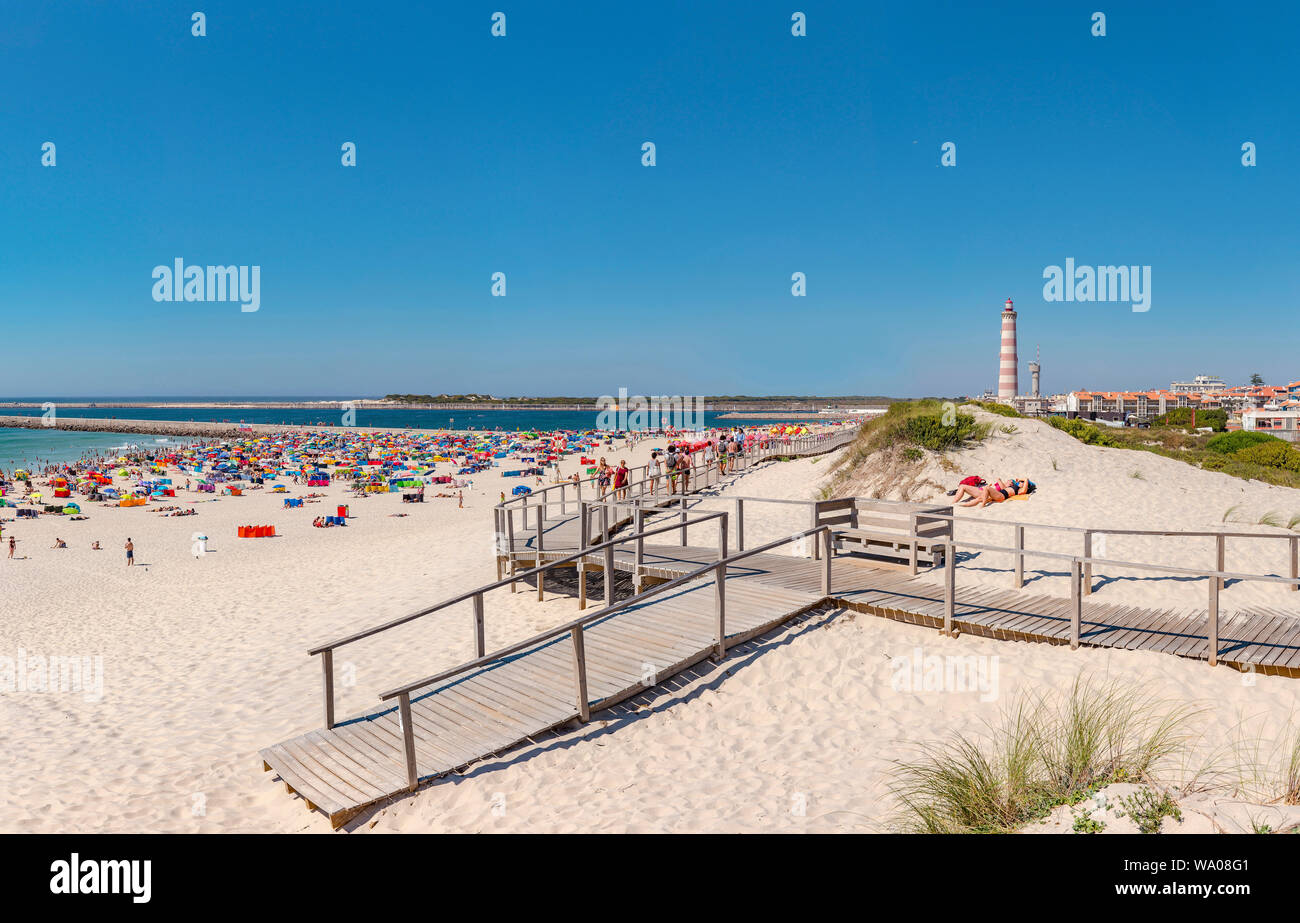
[
  {"x1": 613, "y1": 459, "x2": 629, "y2": 500},
  {"x1": 676, "y1": 448, "x2": 691, "y2": 495},
  {"x1": 646, "y1": 451, "x2": 660, "y2": 495}
]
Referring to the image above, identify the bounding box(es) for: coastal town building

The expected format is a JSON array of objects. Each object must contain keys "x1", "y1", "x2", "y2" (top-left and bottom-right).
[
  {"x1": 1241, "y1": 409, "x2": 1300, "y2": 442},
  {"x1": 1171, "y1": 374, "x2": 1226, "y2": 394}
]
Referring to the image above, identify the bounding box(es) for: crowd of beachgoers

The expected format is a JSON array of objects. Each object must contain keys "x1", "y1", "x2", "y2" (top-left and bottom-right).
[{"x1": 0, "y1": 423, "x2": 829, "y2": 562}]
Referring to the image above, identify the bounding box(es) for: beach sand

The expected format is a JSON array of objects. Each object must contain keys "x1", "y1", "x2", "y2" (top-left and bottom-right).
[{"x1": 4, "y1": 417, "x2": 1300, "y2": 833}]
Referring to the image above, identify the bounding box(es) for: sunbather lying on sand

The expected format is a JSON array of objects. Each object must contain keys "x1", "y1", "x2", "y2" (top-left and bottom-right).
[{"x1": 955, "y1": 476, "x2": 1035, "y2": 508}]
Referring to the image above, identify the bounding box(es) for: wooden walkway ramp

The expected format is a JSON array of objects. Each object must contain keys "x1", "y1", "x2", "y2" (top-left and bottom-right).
[
  {"x1": 261, "y1": 567, "x2": 823, "y2": 827},
  {"x1": 262, "y1": 541, "x2": 1300, "y2": 828},
  {"x1": 575, "y1": 546, "x2": 1300, "y2": 673}
]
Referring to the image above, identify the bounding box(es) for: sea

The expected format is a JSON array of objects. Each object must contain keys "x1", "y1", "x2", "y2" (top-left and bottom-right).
[{"x1": 0, "y1": 397, "x2": 806, "y2": 468}]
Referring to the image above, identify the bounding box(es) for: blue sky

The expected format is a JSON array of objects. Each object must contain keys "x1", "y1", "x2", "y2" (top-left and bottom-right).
[{"x1": 2, "y1": 1, "x2": 1297, "y2": 398}]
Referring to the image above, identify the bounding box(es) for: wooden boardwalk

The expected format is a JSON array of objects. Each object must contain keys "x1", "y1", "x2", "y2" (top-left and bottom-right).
[
  {"x1": 562, "y1": 545, "x2": 1300, "y2": 674},
  {"x1": 260, "y1": 565, "x2": 824, "y2": 827},
  {"x1": 262, "y1": 539, "x2": 1300, "y2": 828}
]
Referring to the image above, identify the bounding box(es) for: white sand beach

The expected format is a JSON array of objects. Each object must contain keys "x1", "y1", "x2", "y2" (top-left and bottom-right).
[{"x1": 4, "y1": 414, "x2": 1300, "y2": 833}]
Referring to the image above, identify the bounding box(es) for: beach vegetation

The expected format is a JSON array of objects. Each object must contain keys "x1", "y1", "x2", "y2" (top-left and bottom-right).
[
  {"x1": 1206, "y1": 431, "x2": 1281, "y2": 454},
  {"x1": 1047, "y1": 416, "x2": 1120, "y2": 447},
  {"x1": 890, "y1": 677, "x2": 1195, "y2": 833},
  {"x1": 970, "y1": 401, "x2": 1023, "y2": 418},
  {"x1": 1235, "y1": 440, "x2": 1300, "y2": 472},
  {"x1": 1072, "y1": 809, "x2": 1106, "y2": 834},
  {"x1": 829, "y1": 400, "x2": 991, "y2": 491},
  {"x1": 1117, "y1": 787, "x2": 1183, "y2": 834},
  {"x1": 1154, "y1": 407, "x2": 1228, "y2": 431}
]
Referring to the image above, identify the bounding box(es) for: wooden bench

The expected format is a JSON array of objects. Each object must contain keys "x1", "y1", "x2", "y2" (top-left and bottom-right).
[{"x1": 816, "y1": 499, "x2": 952, "y2": 574}]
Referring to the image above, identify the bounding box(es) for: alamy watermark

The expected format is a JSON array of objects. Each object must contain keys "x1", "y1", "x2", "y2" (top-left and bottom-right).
[
  {"x1": 1042, "y1": 258, "x2": 1150, "y2": 313},
  {"x1": 1, "y1": 649, "x2": 104, "y2": 702},
  {"x1": 889, "y1": 646, "x2": 999, "y2": 702},
  {"x1": 596, "y1": 388, "x2": 705, "y2": 431},
  {"x1": 151, "y1": 258, "x2": 260, "y2": 312}
]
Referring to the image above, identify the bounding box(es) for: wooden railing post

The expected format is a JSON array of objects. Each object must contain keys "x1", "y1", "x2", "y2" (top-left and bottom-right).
[
  {"x1": 1013, "y1": 524, "x2": 1024, "y2": 589},
  {"x1": 535, "y1": 512, "x2": 545, "y2": 601},
  {"x1": 571, "y1": 625, "x2": 590, "y2": 722},
  {"x1": 821, "y1": 528, "x2": 832, "y2": 596},
  {"x1": 604, "y1": 537, "x2": 616, "y2": 607},
  {"x1": 507, "y1": 509, "x2": 517, "y2": 593},
  {"x1": 1070, "y1": 558, "x2": 1082, "y2": 649},
  {"x1": 679, "y1": 496, "x2": 688, "y2": 546},
  {"x1": 810, "y1": 502, "x2": 821, "y2": 560},
  {"x1": 473, "y1": 591, "x2": 485, "y2": 658},
  {"x1": 943, "y1": 541, "x2": 955, "y2": 636},
  {"x1": 321, "y1": 649, "x2": 335, "y2": 729},
  {"x1": 1216, "y1": 533, "x2": 1226, "y2": 591},
  {"x1": 1292, "y1": 536, "x2": 1298, "y2": 591},
  {"x1": 397, "y1": 691, "x2": 418, "y2": 791},
  {"x1": 521, "y1": 494, "x2": 529, "y2": 532},
  {"x1": 1208, "y1": 575, "x2": 1219, "y2": 667},
  {"x1": 1082, "y1": 530, "x2": 1092, "y2": 596},
  {"x1": 493, "y1": 508, "x2": 504, "y2": 581},
  {"x1": 735, "y1": 497, "x2": 745, "y2": 552},
  {"x1": 714, "y1": 516, "x2": 729, "y2": 659},
  {"x1": 577, "y1": 501, "x2": 589, "y2": 608},
  {"x1": 634, "y1": 508, "x2": 645, "y2": 593}
]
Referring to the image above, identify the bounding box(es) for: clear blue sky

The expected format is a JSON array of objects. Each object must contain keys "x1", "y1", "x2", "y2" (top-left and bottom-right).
[{"x1": 2, "y1": 1, "x2": 1297, "y2": 398}]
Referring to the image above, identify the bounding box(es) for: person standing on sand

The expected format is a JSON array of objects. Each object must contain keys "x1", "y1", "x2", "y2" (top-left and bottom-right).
[
  {"x1": 125, "y1": 537, "x2": 134, "y2": 566},
  {"x1": 458, "y1": 490, "x2": 463, "y2": 509},
  {"x1": 8, "y1": 537, "x2": 15, "y2": 558}
]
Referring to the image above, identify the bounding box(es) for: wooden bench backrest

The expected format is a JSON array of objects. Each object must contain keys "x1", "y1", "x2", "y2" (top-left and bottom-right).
[{"x1": 810, "y1": 498, "x2": 953, "y2": 536}]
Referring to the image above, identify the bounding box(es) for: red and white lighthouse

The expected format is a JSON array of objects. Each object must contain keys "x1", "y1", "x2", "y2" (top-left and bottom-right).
[{"x1": 998, "y1": 298, "x2": 1018, "y2": 401}]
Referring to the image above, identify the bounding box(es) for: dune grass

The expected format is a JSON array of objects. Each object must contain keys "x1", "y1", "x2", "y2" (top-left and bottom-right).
[{"x1": 890, "y1": 677, "x2": 1198, "y2": 833}]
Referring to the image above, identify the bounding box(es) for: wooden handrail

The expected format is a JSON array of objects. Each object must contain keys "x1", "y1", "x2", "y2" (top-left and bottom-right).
[
  {"x1": 309, "y1": 509, "x2": 729, "y2": 656},
  {"x1": 378, "y1": 524, "x2": 833, "y2": 702}
]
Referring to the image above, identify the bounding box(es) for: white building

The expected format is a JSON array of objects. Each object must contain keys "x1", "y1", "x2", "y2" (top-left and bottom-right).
[
  {"x1": 1171, "y1": 374, "x2": 1226, "y2": 394},
  {"x1": 1241, "y1": 409, "x2": 1300, "y2": 443}
]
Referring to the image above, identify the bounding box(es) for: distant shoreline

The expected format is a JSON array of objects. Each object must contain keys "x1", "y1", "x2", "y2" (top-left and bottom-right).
[
  {"x1": 0, "y1": 416, "x2": 438, "y2": 439},
  {"x1": 0, "y1": 398, "x2": 901, "y2": 412}
]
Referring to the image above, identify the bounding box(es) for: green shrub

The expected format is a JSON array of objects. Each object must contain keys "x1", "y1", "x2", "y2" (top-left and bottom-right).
[
  {"x1": 1155, "y1": 407, "x2": 1228, "y2": 431},
  {"x1": 1236, "y1": 441, "x2": 1300, "y2": 472},
  {"x1": 903, "y1": 413, "x2": 982, "y2": 451},
  {"x1": 1206, "y1": 431, "x2": 1282, "y2": 454},
  {"x1": 1048, "y1": 417, "x2": 1120, "y2": 447},
  {"x1": 972, "y1": 401, "x2": 1023, "y2": 418}
]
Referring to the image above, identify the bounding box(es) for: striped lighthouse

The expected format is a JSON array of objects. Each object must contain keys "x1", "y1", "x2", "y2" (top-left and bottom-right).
[{"x1": 998, "y1": 298, "x2": 1018, "y2": 401}]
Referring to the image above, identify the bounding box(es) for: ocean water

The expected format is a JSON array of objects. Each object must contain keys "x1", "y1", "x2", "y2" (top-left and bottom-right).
[
  {"x1": 0, "y1": 429, "x2": 193, "y2": 470},
  {"x1": 0, "y1": 405, "x2": 799, "y2": 432},
  {"x1": 0, "y1": 403, "x2": 817, "y2": 468}
]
